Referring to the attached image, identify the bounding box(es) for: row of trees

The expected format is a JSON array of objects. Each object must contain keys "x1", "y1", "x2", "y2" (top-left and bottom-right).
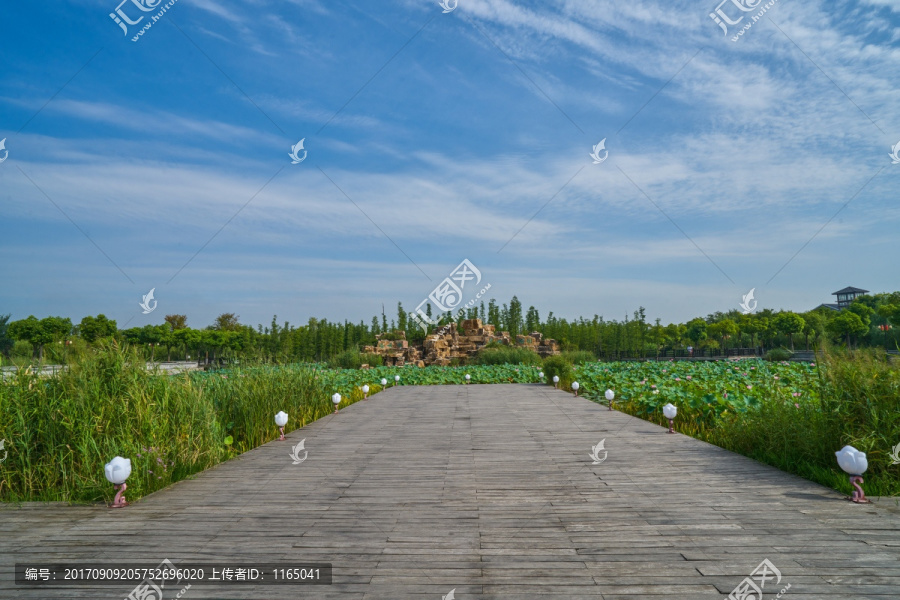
[{"x1": 2, "y1": 291, "x2": 899, "y2": 364}]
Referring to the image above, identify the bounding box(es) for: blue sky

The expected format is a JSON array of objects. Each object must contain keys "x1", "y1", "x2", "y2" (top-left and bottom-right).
[{"x1": 1, "y1": 0, "x2": 898, "y2": 330}]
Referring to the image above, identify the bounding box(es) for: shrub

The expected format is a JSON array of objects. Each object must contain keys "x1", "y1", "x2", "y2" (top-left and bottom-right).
[
  {"x1": 542, "y1": 354, "x2": 574, "y2": 384},
  {"x1": 359, "y1": 352, "x2": 383, "y2": 367},
  {"x1": 473, "y1": 347, "x2": 543, "y2": 366},
  {"x1": 561, "y1": 350, "x2": 596, "y2": 365},
  {"x1": 765, "y1": 348, "x2": 793, "y2": 362},
  {"x1": 329, "y1": 349, "x2": 362, "y2": 370}
]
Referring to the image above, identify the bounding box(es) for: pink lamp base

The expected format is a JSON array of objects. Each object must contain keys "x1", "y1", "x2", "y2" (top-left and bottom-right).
[
  {"x1": 109, "y1": 483, "x2": 128, "y2": 508},
  {"x1": 848, "y1": 475, "x2": 871, "y2": 503}
]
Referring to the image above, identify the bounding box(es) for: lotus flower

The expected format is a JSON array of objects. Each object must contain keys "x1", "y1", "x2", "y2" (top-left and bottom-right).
[
  {"x1": 835, "y1": 445, "x2": 867, "y2": 476},
  {"x1": 104, "y1": 457, "x2": 131, "y2": 485},
  {"x1": 663, "y1": 404, "x2": 677, "y2": 420},
  {"x1": 275, "y1": 411, "x2": 288, "y2": 427}
]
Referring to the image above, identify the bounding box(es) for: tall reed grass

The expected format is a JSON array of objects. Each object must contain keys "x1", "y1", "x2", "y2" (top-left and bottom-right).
[
  {"x1": 709, "y1": 348, "x2": 900, "y2": 496},
  {"x1": 0, "y1": 344, "x2": 335, "y2": 503}
]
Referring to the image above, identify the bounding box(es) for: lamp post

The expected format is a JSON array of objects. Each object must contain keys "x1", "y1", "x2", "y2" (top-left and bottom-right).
[
  {"x1": 552, "y1": 375, "x2": 559, "y2": 389},
  {"x1": 836, "y1": 445, "x2": 870, "y2": 503},
  {"x1": 572, "y1": 382, "x2": 580, "y2": 396},
  {"x1": 605, "y1": 389, "x2": 615, "y2": 411},
  {"x1": 662, "y1": 403, "x2": 677, "y2": 434},
  {"x1": 879, "y1": 324, "x2": 891, "y2": 347},
  {"x1": 465, "y1": 374, "x2": 471, "y2": 385},
  {"x1": 332, "y1": 393, "x2": 342, "y2": 414},
  {"x1": 362, "y1": 384, "x2": 369, "y2": 400},
  {"x1": 275, "y1": 411, "x2": 288, "y2": 441},
  {"x1": 105, "y1": 457, "x2": 131, "y2": 508}
]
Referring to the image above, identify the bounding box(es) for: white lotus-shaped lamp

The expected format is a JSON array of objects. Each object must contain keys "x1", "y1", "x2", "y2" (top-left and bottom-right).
[
  {"x1": 605, "y1": 389, "x2": 615, "y2": 411},
  {"x1": 836, "y1": 445, "x2": 870, "y2": 503},
  {"x1": 552, "y1": 375, "x2": 559, "y2": 388},
  {"x1": 538, "y1": 371, "x2": 544, "y2": 380},
  {"x1": 381, "y1": 378, "x2": 387, "y2": 387},
  {"x1": 275, "y1": 411, "x2": 288, "y2": 441},
  {"x1": 836, "y1": 445, "x2": 867, "y2": 475},
  {"x1": 105, "y1": 456, "x2": 131, "y2": 508},
  {"x1": 394, "y1": 375, "x2": 400, "y2": 385},
  {"x1": 465, "y1": 374, "x2": 471, "y2": 384},
  {"x1": 332, "y1": 393, "x2": 342, "y2": 413},
  {"x1": 662, "y1": 403, "x2": 677, "y2": 434},
  {"x1": 571, "y1": 381, "x2": 580, "y2": 396},
  {"x1": 362, "y1": 384, "x2": 370, "y2": 400}
]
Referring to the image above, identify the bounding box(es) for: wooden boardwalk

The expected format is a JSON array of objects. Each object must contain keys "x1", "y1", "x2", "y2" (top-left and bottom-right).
[{"x1": 2, "y1": 383, "x2": 899, "y2": 599}]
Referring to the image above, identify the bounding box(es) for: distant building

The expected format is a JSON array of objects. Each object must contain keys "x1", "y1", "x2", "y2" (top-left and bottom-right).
[{"x1": 815, "y1": 286, "x2": 869, "y2": 311}]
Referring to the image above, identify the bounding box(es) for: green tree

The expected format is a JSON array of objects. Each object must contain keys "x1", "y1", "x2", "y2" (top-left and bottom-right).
[
  {"x1": 8, "y1": 315, "x2": 72, "y2": 360},
  {"x1": 213, "y1": 313, "x2": 241, "y2": 331},
  {"x1": 741, "y1": 315, "x2": 767, "y2": 349},
  {"x1": 397, "y1": 302, "x2": 407, "y2": 333},
  {"x1": 827, "y1": 311, "x2": 868, "y2": 347},
  {"x1": 525, "y1": 306, "x2": 540, "y2": 332},
  {"x1": 875, "y1": 304, "x2": 898, "y2": 347},
  {"x1": 651, "y1": 318, "x2": 666, "y2": 357},
  {"x1": 0, "y1": 314, "x2": 13, "y2": 358},
  {"x1": 174, "y1": 328, "x2": 201, "y2": 360},
  {"x1": 487, "y1": 299, "x2": 500, "y2": 327},
  {"x1": 508, "y1": 296, "x2": 524, "y2": 337},
  {"x1": 685, "y1": 318, "x2": 708, "y2": 347},
  {"x1": 78, "y1": 314, "x2": 118, "y2": 343},
  {"x1": 848, "y1": 302, "x2": 874, "y2": 326},
  {"x1": 165, "y1": 314, "x2": 188, "y2": 330},
  {"x1": 772, "y1": 312, "x2": 805, "y2": 351},
  {"x1": 709, "y1": 318, "x2": 739, "y2": 352},
  {"x1": 801, "y1": 312, "x2": 826, "y2": 351},
  {"x1": 664, "y1": 323, "x2": 686, "y2": 349}
]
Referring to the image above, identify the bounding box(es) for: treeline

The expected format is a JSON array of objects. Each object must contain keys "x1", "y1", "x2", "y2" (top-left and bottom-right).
[{"x1": 2, "y1": 292, "x2": 899, "y2": 365}]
